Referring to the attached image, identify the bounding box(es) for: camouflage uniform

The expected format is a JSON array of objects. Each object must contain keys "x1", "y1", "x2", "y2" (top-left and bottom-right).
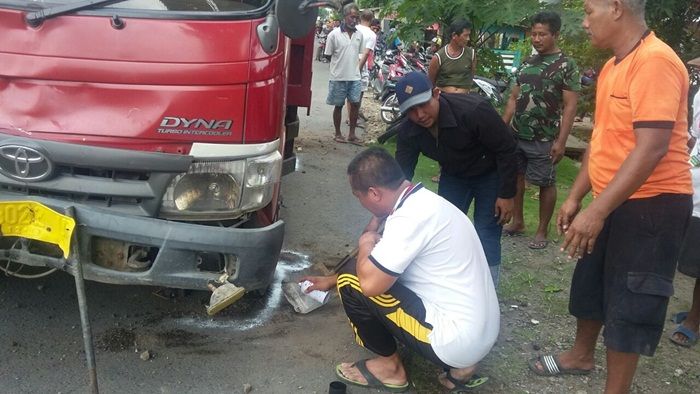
[
  {"x1": 513, "y1": 52, "x2": 580, "y2": 141},
  {"x1": 511, "y1": 52, "x2": 579, "y2": 186}
]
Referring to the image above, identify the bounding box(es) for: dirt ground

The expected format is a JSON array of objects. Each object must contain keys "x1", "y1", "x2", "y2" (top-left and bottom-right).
[{"x1": 1, "y1": 55, "x2": 698, "y2": 393}]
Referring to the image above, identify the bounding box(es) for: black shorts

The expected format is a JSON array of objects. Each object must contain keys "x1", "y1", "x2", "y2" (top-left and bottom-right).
[
  {"x1": 569, "y1": 193, "x2": 691, "y2": 356},
  {"x1": 678, "y1": 216, "x2": 700, "y2": 278}
]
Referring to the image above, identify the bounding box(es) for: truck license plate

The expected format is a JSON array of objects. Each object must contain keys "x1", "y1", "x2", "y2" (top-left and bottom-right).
[{"x1": 0, "y1": 201, "x2": 75, "y2": 258}]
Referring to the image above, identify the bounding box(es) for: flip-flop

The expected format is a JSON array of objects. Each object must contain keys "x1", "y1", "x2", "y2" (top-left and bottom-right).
[
  {"x1": 528, "y1": 354, "x2": 592, "y2": 376},
  {"x1": 503, "y1": 229, "x2": 524, "y2": 237},
  {"x1": 669, "y1": 324, "x2": 699, "y2": 348},
  {"x1": 671, "y1": 311, "x2": 688, "y2": 324},
  {"x1": 347, "y1": 138, "x2": 365, "y2": 147},
  {"x1": 528, "y1": 240, "x2": 549, "y2": 250},
  {"x1": 335, "y1": 359, "x2": 410, "y2": 393},
  {"x1": 442, "y1": 368, "x2": 489, "y2": 393},
  {"x1": 333, "y1": 135, "x2": 347, "y2": 144}
]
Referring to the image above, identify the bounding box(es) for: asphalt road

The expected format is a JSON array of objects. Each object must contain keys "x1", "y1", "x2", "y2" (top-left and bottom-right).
[{"x1": 0, "y1": 55, "x2": 375, "y2": 393}]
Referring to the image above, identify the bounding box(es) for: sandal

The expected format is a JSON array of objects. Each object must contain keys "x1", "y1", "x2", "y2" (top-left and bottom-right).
[
  {"x1": 669, "y1": 324, "x2": 699, "y2": 348},
  {"x1": 335, "y1": 359, "x2": 409, "y2": 393},
  {"x1": 333, "y1": 135, "x2": 347, "y2": 144},
  {"x1": 442, "y1": 368, "x2": 488, "y2": 393},
  {"x1": 528, "y1": 240, "x2": 549, "y2": 250},
  {"x1": 502, "y1": 229, "x2": 525, "y2": 237},
  {"x1": 671, "y1": 311, "x2": 688, "y2": 324},
  {"x1": 347, "y1": 138, "x2": 365, "y2": 147},
  {"x1": 528, "y1": 354, "x2": 592, "y2": 376}
]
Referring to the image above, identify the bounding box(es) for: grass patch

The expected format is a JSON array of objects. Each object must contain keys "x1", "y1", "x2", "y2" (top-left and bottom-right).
[{"x1": 376, "y1": 137, "x2": 592, "y2": 237}]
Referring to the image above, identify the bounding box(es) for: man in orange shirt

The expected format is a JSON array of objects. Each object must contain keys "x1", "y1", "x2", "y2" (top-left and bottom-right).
[{"x1": 528, "y1": 1, "x2": 693, "y2": 393}]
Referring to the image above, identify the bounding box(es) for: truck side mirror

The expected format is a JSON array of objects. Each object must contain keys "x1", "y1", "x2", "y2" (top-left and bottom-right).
[{"x1": 277, "y1": 1, "x2": 343, "y2": 39}]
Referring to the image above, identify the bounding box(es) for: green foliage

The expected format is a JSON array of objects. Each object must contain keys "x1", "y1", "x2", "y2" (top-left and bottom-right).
[
  {"x1": 646, "y1": 0, "x2": 700, "y2": 62},
  {"x1": 369, "y1": 0, "x2": 541, "y2": 50},
  {"x1": 476, "y1": 47, "x2": 506, "y2": 77}
]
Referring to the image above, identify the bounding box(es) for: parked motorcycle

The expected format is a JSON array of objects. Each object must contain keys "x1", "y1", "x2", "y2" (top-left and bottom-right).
[
  {"x1": 378, "y1": 75, "x2": 506, "y2": 124},
  {"x1": 375, "y1": 50, "x2": 423, "y2": 124},
  {"x1": 380, "y1": 89, "x2": 400, "y2": 124},
  {"x1": 473, "y1": 76, "x2": 503, "y2": 106},
  {"x1": 316, "y1": 31, "x2": 328, "y2": 62}
]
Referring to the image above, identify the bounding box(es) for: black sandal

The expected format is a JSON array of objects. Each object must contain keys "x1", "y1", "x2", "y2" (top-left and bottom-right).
[{"x1": 443, "y1": 368, "x2": 489, "y2": 392}]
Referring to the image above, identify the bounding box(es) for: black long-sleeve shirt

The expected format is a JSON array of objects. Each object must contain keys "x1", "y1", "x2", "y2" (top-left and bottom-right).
[{"x1": 395, "y1": 93, "x2": 518, "y2": 198}]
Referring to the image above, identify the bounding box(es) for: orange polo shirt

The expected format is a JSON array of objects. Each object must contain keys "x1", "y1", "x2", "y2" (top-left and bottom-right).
[{"x1": 588, "y1": 32, "x2": 691, "y2": 198}]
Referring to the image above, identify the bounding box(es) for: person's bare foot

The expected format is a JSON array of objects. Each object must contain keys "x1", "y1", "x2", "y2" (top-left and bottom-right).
[
  {"x1": 503, "y1": 222, "x2": 525, "y2": 236},
  {"x1": 337, "y1": 357, "x2": 407, "y2": 386},
  {"x1": 347, "y1": 135, "x2": 365, "y2": 146}
]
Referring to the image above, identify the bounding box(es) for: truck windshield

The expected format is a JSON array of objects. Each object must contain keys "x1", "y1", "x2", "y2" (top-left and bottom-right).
[{"x1": 1, "y1": 0, "x2": 268, "y2": 12}]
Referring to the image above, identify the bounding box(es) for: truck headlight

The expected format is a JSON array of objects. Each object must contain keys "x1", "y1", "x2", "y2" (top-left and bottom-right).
[
  {"x1": 160, "y1": 151, "x2": 281, "y2": 220},
  {"x1": 240, "y1": 151, "x2": 282, "y2": 211}
]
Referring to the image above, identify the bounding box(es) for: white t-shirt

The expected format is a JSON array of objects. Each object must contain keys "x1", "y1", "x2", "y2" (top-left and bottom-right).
[
  {"x1": 356, "y1": 24, "x2": 377, "y2": 72},
  {"x1": 690, "y1": 89, "x2": 700, "y2": 217},
  {"x1": 324, "y1": 26, "x2": 363, "y2": 81},
  {"x1": 370, "y1": 185, "x2": 500, "y2": 368}
]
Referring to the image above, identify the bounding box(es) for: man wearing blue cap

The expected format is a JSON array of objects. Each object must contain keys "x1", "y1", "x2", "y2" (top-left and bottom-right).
[{"x1": 394, "y1": 71, "x2": 518, "y2": 285}]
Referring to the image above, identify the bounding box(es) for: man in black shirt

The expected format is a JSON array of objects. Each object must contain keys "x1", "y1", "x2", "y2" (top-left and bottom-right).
[{"x1": 395, "y1": 72, "x2": 517, "y2": 285}]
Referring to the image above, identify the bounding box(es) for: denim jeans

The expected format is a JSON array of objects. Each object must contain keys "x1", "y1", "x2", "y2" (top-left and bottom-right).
[{"x1": 438, "y1": 170, "x2": 502, "y2": 269}]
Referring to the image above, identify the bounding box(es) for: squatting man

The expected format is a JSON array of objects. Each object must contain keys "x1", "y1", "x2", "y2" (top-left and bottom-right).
[{"x1": 303, "y1": 147, "x2": 499, "y2": 392}]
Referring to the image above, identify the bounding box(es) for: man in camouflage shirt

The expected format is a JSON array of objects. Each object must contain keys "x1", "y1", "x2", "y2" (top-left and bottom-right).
[{"x1": 502, "y1": 11, "x2": 580, "y2": 249}]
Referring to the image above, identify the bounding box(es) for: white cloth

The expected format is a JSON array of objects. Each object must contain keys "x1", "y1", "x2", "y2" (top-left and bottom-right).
[
  {"x1": 356, "y1": 24, "x2": 377, "y2": 68},
  {"x1": 691, "y1": 89, "x2": 700, "y2": 217},
  {"x1": 356, "y1": 24, "x2": 376, "y2": 92},
  {"x1": 691, "y1": 89, "x2": 700, "y2": 150},
  {"x1": 370, "y1": 186, "x2": 500, "y2": 368},
  {"x1": 324, "y1": 26, "x2": 363, "y2": 81}
]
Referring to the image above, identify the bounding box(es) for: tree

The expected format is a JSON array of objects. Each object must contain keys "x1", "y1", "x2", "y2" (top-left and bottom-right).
[
  {"x1": 645, "y1": 0, "x2": 700, "y2": 62},
  {"x1": 361, "y1": 0, "x2": 545, "y2": 77},
  {"x1": 363, "y1": 0, "x2": 540, "y2": 48}
]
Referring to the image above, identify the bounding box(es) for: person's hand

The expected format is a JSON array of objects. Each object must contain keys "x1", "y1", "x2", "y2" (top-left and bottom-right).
[
  {"x1": 299, "y1": 275, "x2": 338, "y2": 292},
  {"x1": 550, "y1": 141, "x2": 566, "y2": 164},
  {"x1": 494, "y1": 198, "x2": 514, "y2": 225},
  {"x1": 560, "y1": 208, "x2": 605, "y2": 259},
  {"x1": 556, "y1": 198, "x2": 581, "y2": 236},
  {"x1": 364, "y1": 216, "x2": 384, "y2": 233},
  {"x1": 359, "y1": 230, "x2": 381, "y2": 249}
]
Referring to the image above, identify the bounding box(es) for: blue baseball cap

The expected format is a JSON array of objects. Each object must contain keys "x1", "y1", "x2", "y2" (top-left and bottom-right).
[{"x1": 396, "y1": 72, "x2": 433, "y2": 114}]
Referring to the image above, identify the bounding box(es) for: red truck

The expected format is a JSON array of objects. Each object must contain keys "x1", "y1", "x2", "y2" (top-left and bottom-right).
[{"x1": 0, "y1": 0, "x2": 328, "y2": 295}]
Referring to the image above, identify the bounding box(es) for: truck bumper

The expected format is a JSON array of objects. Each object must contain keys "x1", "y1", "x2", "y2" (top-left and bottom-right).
[{"x1": 0, "y1": 197, "x2": 284, "y2": 291}]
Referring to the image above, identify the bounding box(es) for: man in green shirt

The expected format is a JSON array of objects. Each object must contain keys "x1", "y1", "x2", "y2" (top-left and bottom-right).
[
  {"x1": 428, "y1": 19, "x2": 476, "y2": 94},
  {"x1": 502, "y1": 11, "x2": 580, "y2": 249}
]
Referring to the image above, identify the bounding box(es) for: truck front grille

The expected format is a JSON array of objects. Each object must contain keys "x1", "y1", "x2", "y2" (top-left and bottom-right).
[{"x1": 0, "y1": 135, "x2": 193, "y2": 217}]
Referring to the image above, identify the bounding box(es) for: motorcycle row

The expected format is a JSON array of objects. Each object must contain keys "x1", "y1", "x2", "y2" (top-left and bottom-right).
[
  {"x1": 368, "y1": 48, "x2": 509, "y2": 124},
  {"x1": 314, "y1": 31, "x2": 509, "y2": 127}
]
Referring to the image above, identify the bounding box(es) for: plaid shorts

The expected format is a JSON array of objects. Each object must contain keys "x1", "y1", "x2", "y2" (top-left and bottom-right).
[{"x1": 326, "y1": 80, "x2": 362, "y2": 107}]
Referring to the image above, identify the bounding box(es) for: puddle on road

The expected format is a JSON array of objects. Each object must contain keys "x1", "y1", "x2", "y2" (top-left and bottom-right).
[{"x1": 171, "y1": 250, "x2": 312, "y2": 331}]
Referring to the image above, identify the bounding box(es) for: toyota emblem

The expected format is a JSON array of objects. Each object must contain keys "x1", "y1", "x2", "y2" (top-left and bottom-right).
[{"x1": 0, "y1": 144, "x2": 54, "y2": 181}]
